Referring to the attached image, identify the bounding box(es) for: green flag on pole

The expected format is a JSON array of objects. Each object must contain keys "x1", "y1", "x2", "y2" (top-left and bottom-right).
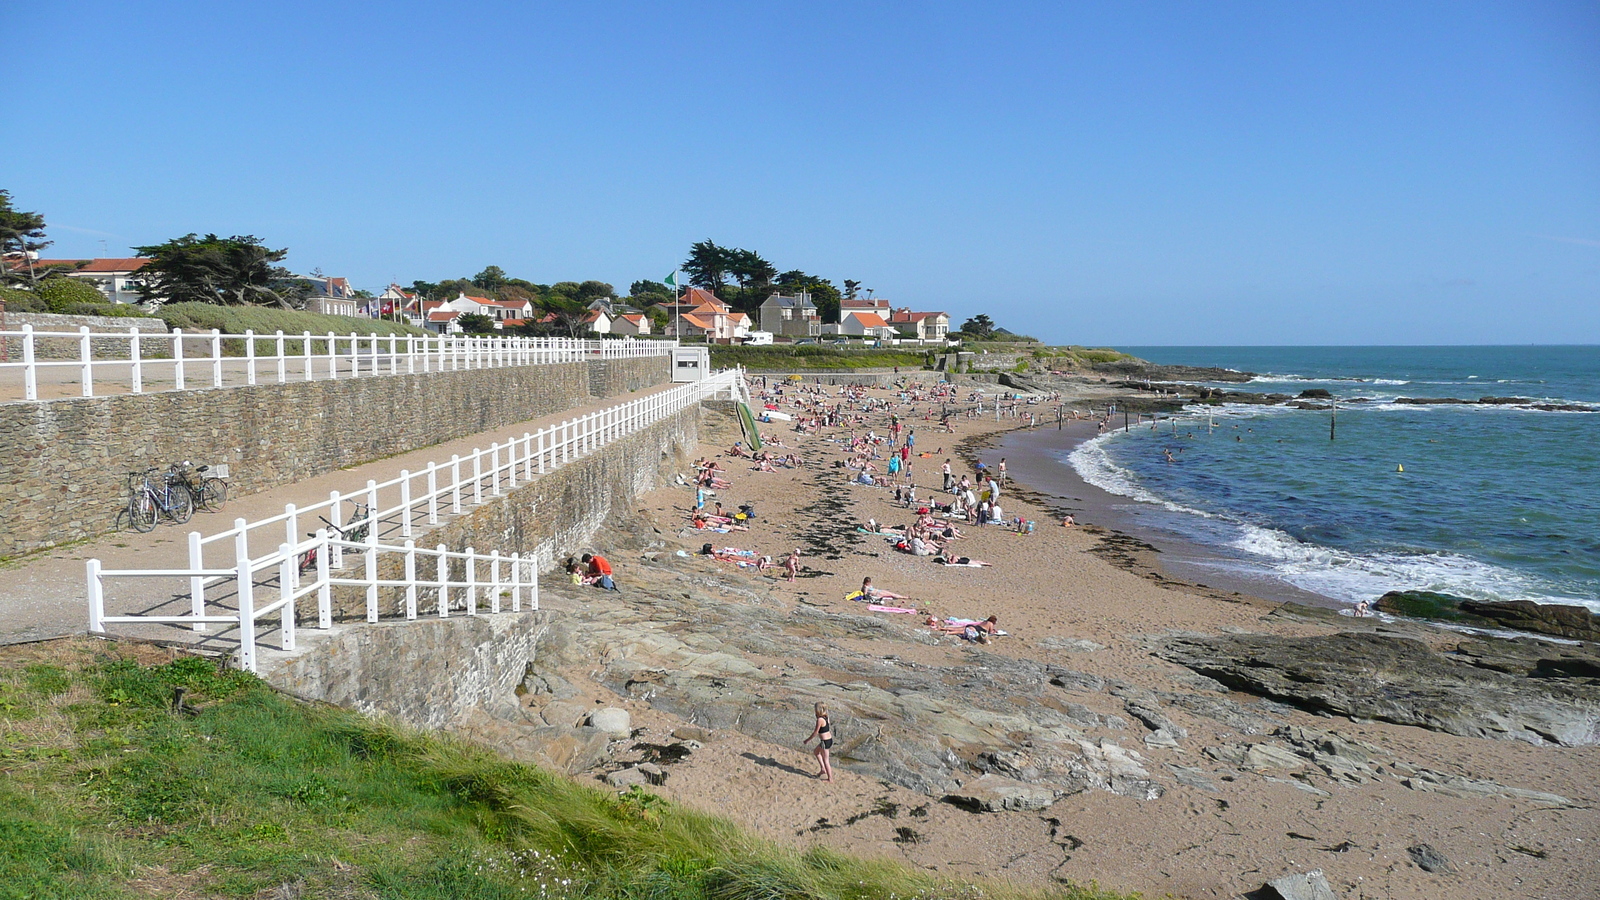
[{"x1": 663, "y1": 271, "x2": 679, "y2": 288}]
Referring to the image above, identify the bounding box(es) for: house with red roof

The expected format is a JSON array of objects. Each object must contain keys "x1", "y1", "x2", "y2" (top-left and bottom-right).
[
  {"x1": 887, "y1": 307, "x2": 951, "y2": 342},
  {"x1": 840, "y1": 310, "x2": 898, "y2": 340},
  {"x1": 11, "y1": 257, "x2": 153, "y2": 305},
  {"x1": 611, "y1": 312, "x2": 651, "y2": 336}
]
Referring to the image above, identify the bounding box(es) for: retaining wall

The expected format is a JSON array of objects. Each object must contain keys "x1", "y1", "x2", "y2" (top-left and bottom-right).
[
  {"x1": 1, "y1": 311, "x2": 169, "y2": 360},
  {"x1": 0, "y1": 356, "x2": 669, "y2": 557},
  {"x1": 266, "y1": 403, "x2": 704, "y2": 725}
]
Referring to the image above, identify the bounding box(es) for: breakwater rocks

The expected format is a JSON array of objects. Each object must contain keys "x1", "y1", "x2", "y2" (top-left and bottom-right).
[
  {"x1": 1375, "y1": 590, "x2": 1600, "y2": 643},
  {"x1": 1091, "y1": 359, "x2": 1256, "y2": 383},
  {"x1": 1158, "y1": 631, "x2": 1600, "y2": 747}
]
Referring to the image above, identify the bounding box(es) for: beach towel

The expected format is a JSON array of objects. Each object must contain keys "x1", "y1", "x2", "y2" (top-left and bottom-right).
[
  {"x1": 868, "y1": 604, "x2": 919, "y2": 614},
  {"x1": 937, "y1": 559, "x2": 990, "y2": 567}
]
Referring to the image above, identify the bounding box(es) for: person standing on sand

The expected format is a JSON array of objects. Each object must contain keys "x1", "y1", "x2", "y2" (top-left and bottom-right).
[
  {"x1": 785, "y1": 548, "x2": 801, "y2": 582},
  {"x1": 802, "y1": 701, "x2": 835, "y2": 782},
  {"x1": 941, "y1": 459, "x2": 953, "y2": 492}
]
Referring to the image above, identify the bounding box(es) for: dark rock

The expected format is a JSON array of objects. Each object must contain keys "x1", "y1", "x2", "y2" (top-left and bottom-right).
[
  {"x1": 1395, "y1": 397, "x2": 1473, "y2": 405},
  {"x1": 1261, "y1": 869, "x2": 1337, "y2": 900},
  {"x1": 1375, "y1": 590, "x2": 1478, "y2": 622},
  {"x1": 1477, "y1": 396, "x2": 1534, "y2": 405},
  {"x1": 1159, "y1": 632, "x2": 1600, "y2": 746},
  {"x1": 1407, "y1": 843, "x2": 1455, "y2": 874},
  {"x1": 1458, "y1": 599, "x2": 1600, "y2": 643},
  {"x1": 1297, "y1": 388, "x2": 1333, "y2": 399}
]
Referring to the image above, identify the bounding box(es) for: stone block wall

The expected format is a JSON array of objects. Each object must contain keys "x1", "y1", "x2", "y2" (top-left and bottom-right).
[
  {"x1": 0, "y1": 357, "x2": 668, "y2": 557},
  {"x1": 267, "y1": 404, "x2": 702, "y2": 722},
  {"x1": 1, "y1": 312, "x2": 169, "y2": 360}
]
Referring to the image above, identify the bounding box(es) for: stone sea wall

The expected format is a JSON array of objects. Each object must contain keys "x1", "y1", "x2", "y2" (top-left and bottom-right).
[
  {"x1": 267, "y1": 403, "x2": 706, "y2": 726},
  {"x1": 0, "y1": 357, "x2": 669, "y2": 557}
]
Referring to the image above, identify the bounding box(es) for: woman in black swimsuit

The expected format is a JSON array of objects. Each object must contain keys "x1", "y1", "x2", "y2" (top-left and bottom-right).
[{"x1": 802, "y1": 701, "x2": 835, "y2": 782}]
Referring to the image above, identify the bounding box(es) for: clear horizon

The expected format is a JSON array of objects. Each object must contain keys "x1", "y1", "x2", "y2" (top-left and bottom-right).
[{"x1": 9, "y1": 1, "x2": 1597, "y2": 345}]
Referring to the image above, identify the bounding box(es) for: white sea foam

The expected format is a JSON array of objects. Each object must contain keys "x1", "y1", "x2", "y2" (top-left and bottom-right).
[{"x1": 1066, "y1": 432, "x2": 1599, "y2": 613}]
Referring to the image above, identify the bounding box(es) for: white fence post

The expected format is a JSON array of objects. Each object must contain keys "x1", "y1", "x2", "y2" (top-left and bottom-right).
[
  {"x1": 172, "y1": 328, "x2": 186, "y2": 391},
  {"x1": 465, "y1": 548, "x2": 477, "y2": 616},
  {"x1": 278, "y1": 544, "x2": 296, "y2": 651},
  {"x1": 303, "y1": 331, "x2": 314, "y2": 381},
  {"x1": 316, "y1": 528, "x2": 332, "y2": 628},
  {"x1": 404, "y1": 540, "x2": 418, "y2": 619},
  {"x1": 491, "y1": 443, "x2": 502, "y2": 496},
  {"x1": 510, "y1": 552, "x2": 522, "y2": 612},
  {"x1": 329, "y1": 491, "x2": 344, "y2": 569},
  {"x1": 400, "y1": 470, "x2": 413, "y2": 537},
  {"x1": 245, "y1": 329, "x2": 257, "y2": 385},
  {"x1": 427, "y1": 462, "x2": 440, "y2": 524},
  {"x1": 86, "y1": 559, "x2": 104, "y2": 632},
  {"x1": 490, "y1": 550, "x2": 501, "y2": 614},
  {"x1": 327, "y1": 332, "x2": 338, "y2": 380},
  {"x1": 210, "y1": 329, "x2": 223, "y2": 388},
  {"x1": 79, "y1": 327, "x2": 93, "y2": 397},
  {"x1": 472, "y1": 450, "x2": 483, "y2": 505},
  {"x1": 276, "y1": 331, "x2": 286, "y2": 383},
  {"x1": 189, "y1": 530, "x2": 206, "y2": 630},
  {"x1": 285, "y1": 504, "x2": 300, "y2": 587},
  {"x1": 530, "y1": 558, "x2": 539, "y2": 610},
  {"x1": 437, "y1": 545, "x2": 450, "y2": 617},
  {"x1": 129, "y1": 327, "x2": 143, "y2": 394},
  {"x1": 236, "y1": 532, "x2": 257, "y2": 673},
  {"x1": 21, "y1": 325, "x2": 38, "y2": 400},
  {"x1": 451, "y1": 456, "x2": 463, "y2": 513}
]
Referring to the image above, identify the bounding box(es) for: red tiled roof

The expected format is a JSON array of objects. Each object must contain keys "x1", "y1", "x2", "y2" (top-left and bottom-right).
[
  {"x1": 618, "y1": 314, "x2": 645, "y2": 324},
  {"x1": 427, "y1": 310, "x2": 461, "y2": 322},
  {"x1": 682, "y1": 288, "x2": 725, "y2": 309},
  {"x1": 679, "y1": 314, "x2": 711, "y2": 330},
  {"x1": 848, "y1": 311, "x2": 889, "y2": 328},
  {"x1": 888, "y1": 309, "x2": 947, "y2": 323}
]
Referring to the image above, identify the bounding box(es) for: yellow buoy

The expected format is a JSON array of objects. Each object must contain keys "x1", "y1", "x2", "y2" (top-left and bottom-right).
[{"x1": 1396, "y1": 464, "x2": 1405, "y2": 473}]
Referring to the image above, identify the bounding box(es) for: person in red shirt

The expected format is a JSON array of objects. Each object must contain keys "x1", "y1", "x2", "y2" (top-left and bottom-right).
[{"x1": 581, "y1": 553, "x2": 617, "y2": 590}]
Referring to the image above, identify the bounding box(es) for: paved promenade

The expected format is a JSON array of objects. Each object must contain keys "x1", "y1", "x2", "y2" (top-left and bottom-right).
[{"x1": 0, "y1": 381, "x2": 686, "y2": 652}]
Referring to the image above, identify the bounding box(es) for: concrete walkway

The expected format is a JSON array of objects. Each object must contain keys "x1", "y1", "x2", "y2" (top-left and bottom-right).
[{"x1": 0, "y1": 380, "x2": 690, "y2": 650}]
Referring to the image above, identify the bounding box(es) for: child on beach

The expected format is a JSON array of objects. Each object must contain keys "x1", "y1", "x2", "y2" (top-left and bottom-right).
[{"x1": 801, "y1": 702, "x2": 835, "y2": 782}]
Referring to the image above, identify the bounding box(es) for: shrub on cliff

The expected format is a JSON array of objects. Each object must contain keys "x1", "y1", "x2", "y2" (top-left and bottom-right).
[
  {"x1": 35, "y1": 276, "x2": 107, "y2": 312},
  {"x1": 0, "y1": 286, "x2": 46, "y2": 311}
]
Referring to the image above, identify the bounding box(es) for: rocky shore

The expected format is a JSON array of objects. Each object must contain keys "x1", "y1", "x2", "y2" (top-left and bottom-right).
[{"x1": 454, "y1": 377, "x2": 1597, "y2": 900}]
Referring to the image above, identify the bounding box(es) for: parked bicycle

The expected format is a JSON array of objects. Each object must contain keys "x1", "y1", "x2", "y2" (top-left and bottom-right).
[
  {"x1": 297, "y1": 502, "x2": 372, "y2": 574},
  {"x1": 167, "y1": 461, "x2": 229, "y2": 512},
  {"x1": 118, "y1": 467, "x2": 193, "y2": 533}
]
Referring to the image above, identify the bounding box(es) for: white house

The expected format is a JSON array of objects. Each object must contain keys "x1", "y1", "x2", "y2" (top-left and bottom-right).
[
  {"x1": 887, "y1": 308, "x2": 951, "y2": 342},
  {"x1": 840, "y1": 310, "x2": 898, "y2": 340},
  {"x1": 584, "y1": 310, "x2": 612, "y2": 334},
  {"x1": 24, "y1": 257, "x2": 152, "y2": 305}
]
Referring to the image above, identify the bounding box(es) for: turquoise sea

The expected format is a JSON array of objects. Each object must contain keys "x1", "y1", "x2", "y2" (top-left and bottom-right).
[{"x1": 1067, "y1": 346, "x2": 1600, "y2": 612}]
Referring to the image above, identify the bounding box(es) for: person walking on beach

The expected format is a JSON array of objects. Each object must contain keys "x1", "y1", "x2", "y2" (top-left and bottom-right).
[
  {"x1": 941, "y1": 459, "x2": 953, "y2": 492},
  {"x1": 802, "y1": 701, "x2": 835, "y2": 782},
  {"x1": 785, "y1": 548, "x2": 801, "y2": 582}
]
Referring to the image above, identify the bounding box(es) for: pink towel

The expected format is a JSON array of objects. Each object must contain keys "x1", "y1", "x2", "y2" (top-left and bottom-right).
[{"x1": 869, "y1": 604, "x2": 919, "y2": 614}]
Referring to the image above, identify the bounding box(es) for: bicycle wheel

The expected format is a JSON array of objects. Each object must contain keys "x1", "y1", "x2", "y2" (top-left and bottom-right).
[
  {"x1": 127, "y1": 493, "x2": 157, "y2": 533},
  {"x1": 298, "y1": 547, "x2": 317, "y2": 575},
  {"x1": 166, "y1": 488, "x2": 194, "y2": 525},
  {"x1": 198, "y1": 478, "x2": 227, "y2": 510}
]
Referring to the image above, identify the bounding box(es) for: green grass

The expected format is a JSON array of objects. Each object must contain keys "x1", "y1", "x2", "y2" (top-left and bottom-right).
[
  {"x1": 0, "y1": 640, "x2": 1136, "y2": 900},
  {"x1": 709, "y1": 345, "x2": 931, "y2": 371}
]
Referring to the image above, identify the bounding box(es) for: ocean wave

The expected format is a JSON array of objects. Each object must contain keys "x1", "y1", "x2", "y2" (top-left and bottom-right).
[
  {"x1": 1229, "y1": 523, "x2": 1598, "y2": 612},
  {"x1": 1066, "y1": 433, "x2": 1598, "y2": 612}
]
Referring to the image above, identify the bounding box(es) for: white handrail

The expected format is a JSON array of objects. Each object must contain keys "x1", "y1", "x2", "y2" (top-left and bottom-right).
[
  {"x1": 2, "y1": 326, "x2": 678, "y2": 401},
  {"x1": 85, "y1": 369, "x2": 744, "y2": 672}
]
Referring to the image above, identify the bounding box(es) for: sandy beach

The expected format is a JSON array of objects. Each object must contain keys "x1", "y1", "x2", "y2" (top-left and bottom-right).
[{"x1": 523, "y1": 376, "x2": 1599, "y2": 900}]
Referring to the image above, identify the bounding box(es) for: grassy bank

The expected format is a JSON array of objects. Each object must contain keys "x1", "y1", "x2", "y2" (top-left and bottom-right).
[
  {"x1": 709, "y1": 345, "x2": 931, "y2": 371},
  {"x1": 157, "y1": 302, "x2": 426, "y2": 339},
  {"x1": 0, "y1": 640, "x2": 1135, "y2": 900}
]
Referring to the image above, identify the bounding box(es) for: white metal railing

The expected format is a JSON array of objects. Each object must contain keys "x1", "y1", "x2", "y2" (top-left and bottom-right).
[
  {"x1": 88, "y1": 532, "x2": 538, "y2": 673},
  {"x1": 1, "y1": 326, "x2": 677, "y2": 401},
  {"x1": 84, "y1": 369, "x2": 746, "y2": 671}
]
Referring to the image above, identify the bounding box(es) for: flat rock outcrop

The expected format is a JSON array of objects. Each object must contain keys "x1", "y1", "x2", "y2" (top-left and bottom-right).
[{"x1": 1158, "y1": 631, "x2": 1600, "y2": 747}]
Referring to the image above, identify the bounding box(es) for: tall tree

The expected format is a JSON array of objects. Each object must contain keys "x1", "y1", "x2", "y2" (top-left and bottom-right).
[
  {"x1": 727, "y1": 248, "x2": 776, "y2": 289},
  {"x1": 682, "y1": 240, "x2": 732, "y2": 290},
  {"x1": 472, "y1": 265, "x2": 508, "y2": 291},
  {"x1": 131, "y1": 234, "x2": 295, "y2": 307},
  {"x1": 0, "y1": 190, "x2": 51, "y2": 287},
  {"x1": 960, "y1": 314, "x2": 995, "y2": 338},
  {"x1": 843, "y1": 279, "x2": 861, "y2": 300}
]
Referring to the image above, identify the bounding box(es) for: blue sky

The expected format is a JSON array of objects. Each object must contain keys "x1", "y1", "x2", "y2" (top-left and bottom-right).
[{"x1": 10, "y1": 1, "x2": 1598, "y2": 344}]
